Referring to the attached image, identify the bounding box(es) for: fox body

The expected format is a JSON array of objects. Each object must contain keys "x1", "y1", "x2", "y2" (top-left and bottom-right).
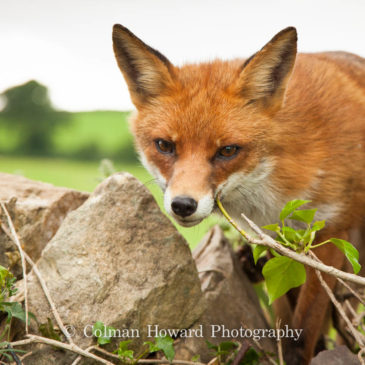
[{"x1": 113, "y1": 25, "x2": 365, "y2": 364}]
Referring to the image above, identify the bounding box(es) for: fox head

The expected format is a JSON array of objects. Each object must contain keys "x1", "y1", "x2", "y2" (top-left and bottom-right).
[{"x1": 112, "y1": 25, "x2": 297, "y2": 227}]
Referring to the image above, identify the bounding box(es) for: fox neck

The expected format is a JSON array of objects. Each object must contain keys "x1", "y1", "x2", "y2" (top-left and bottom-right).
[{"x1": 216, "y1": 158, "x2": 287, "y2": 229}]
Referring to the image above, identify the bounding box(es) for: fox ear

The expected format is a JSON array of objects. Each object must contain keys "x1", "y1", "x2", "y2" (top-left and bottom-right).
[
  {"x1": 237, "y1": 27, "x2": 297, "y2": 113},
  {"x1": 112, "y1": 24, "x2": 174, "y2": 107}
]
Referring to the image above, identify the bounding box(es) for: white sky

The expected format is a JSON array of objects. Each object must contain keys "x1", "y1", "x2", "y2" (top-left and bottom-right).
[{"x1": 1, "y1": 0, "x2": 364, "y2": 111}]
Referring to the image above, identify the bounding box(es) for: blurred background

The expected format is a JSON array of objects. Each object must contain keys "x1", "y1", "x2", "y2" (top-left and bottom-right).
[{"x1": 1, "y1": 0, "x2": 364, "y2": 246}]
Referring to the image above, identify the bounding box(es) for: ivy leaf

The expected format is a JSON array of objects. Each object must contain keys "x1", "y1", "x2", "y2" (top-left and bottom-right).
[
  {"x1": 241, "y1": 348, "x2": 261, "y2": 364},
  {"x1": 205, "y1": 340, "x2": 218, "y2": 351},
  {"x1": 218, "y1": 341, "x2": 238, "y2": 353},
  {"x1": 311, "y1": 220, "x2": 325, "y2": 232},
  {"x1": 114, "y1": 340, "x2": 134, "y2": 360},
  {"x1": 1, "y1": 302, "x2": 35, "y2": 324},
  {"x1": 155, "y1": 335, "x2": 175, "y2": 362},
  {"x1": 262, "y1": 256, "x2": 306, "y2": 304},
  {"x1": 279, "y1": 200, "x2": 311, "y2": 221},
  {"x1": 262, "y1": 223, "x2": 279, "y2": 232},
  {"x1": 282, "y1": 226, "x2": 302, "y2": 243},
  {"x1": 191, "y1": 354, "x2": 201, "y2": 362},
  {"x1": 289, "y1": 209, "x2": 317, "y2": 224},
  {"x1": 144, "y1": 340, "x2": 160, "y2": 353},
  {"x1": 92, "y1": 321, "x2": 116, "y2": 345},
  {"x1": 330, "y1": 238, "x2": 361, "y2": 274},
  {"x1": 253, "y1": 245, "x2": 267, "y2": 265}
]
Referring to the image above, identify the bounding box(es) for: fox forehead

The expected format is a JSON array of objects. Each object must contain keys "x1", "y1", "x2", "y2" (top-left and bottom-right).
[{"x1": 131, "y1": 61, "x2": 267, "y2": 147}]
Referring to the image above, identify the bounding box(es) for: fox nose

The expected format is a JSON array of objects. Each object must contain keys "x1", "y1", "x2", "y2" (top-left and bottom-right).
[{"x1": 171, "y1": 196, "x2": 198, "y2": 218}]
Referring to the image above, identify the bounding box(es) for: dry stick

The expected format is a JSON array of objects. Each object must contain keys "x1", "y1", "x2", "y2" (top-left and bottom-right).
[
  {"x1": 215, "y1": 198, "x2": 365, "y2": 286},
  {"x1": 0, "y1": 221, "x2": 74, "y2": 346},
  {"x1": 1, "y1": 203, "x2": 29, "y2": 334},
  {"x1": 22, "y1": 251, "x2": 75, "y2": 345},
  {"x1": 338, "y1": 278, "x2": 365, "y2": 306},
  {"x1": 71, "y1": 346, "x2": 95, "y2": 365},
  {"x1": 73, "y1": 345, "x2": 207, "y2": 365},
  {"x1": 314, "y1": 269, "x2": 365, "y2": 348},
  {"x1": 358, "y1": 348, "x2": 365, "y2": 365},
  {"x1": 23, "y1": 335, "x2": 114, "y2": 365},
  {"x1": 275, "y1": 319, "x2": 284, "y2": 365},
  {"x1": 231, "y1": 340, "x2": 250, "y2": 365}
]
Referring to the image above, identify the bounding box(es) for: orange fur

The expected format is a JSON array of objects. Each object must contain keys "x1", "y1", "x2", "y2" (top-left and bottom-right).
[{"x1": 113, "y1": 24, "x2": 365, "y2": 363}]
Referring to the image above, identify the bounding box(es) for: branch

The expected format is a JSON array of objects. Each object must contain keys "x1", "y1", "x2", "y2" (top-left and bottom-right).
[
  {"x1": 314, "y1": 269, "x2": 365, "y2": 349},
  {"x1": 216, "y1": 198, "x2": 365, "y2": 286},
  {"x1": 275, "y1": 319, "x2": 284, "y2": 365},
  {"x1": 22, "y1": 335, "x2": 114, "y2": 364},
  {"x1": 1, "y1": 202, "x2": 29, "y2": 334}
]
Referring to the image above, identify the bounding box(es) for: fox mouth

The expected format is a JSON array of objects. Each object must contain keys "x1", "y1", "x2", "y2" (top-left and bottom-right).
[{"x1": 174, "y1": 217, "x2": 203, "y2": 227}]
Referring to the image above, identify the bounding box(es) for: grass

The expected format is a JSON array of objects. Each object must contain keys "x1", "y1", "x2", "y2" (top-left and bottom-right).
[
  {"x1": 0, "y1": 155, "x2": 219, "y2": 248},
  {"x1": 53, "y1": 111, "x2": 133, "y2": 156}
]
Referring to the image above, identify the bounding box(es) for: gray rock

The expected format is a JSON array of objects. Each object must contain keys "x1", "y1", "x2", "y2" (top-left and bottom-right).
[
  {"x1": 310, "y1": 345, "x2": 360, "y2": 365},
  {"x1": 24, "y1": 172, "x2": 205, "y2": 363},
  {"x1": 0, "y1": 172, "x2": 88, "y2": 277},
  {"x1": 175, "y1": 226, "x2": 276, "y2": 362}
]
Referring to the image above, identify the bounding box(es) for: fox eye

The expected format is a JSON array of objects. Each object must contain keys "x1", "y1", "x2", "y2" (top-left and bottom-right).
[
  {"x1": 216, "y1": 145, "x2": 240, "y2": 160},
  {"x1": 155, "y1": 139, "x2": 175, "y2": 155}
]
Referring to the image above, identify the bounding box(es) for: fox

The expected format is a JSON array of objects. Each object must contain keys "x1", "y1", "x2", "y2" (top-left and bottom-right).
[{"x1": 112, "y1": 24, "x2": 365, "y2": 364}]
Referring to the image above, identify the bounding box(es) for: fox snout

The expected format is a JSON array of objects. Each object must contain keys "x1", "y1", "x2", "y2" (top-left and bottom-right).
[
  {"x1": 171, "y1": 196, "x2": 197, "y2": 217},
  {"x1": 164, "y1": 188, "x2": 215, "y2": 227}
]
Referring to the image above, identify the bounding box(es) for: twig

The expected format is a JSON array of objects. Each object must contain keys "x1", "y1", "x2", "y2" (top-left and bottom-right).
[
  {"x1": 314, "y1": 268, "x2": 365, "y2": 347},
  {"x1": 338, "y1": 278, "x2": 365, "y2": 306},
  {"x1": 22, "y1": 251, "x2": 74, "y2": 345},
  {"x1": 344, "y1": 299, "x2": 359, "y2": 322},
  {"x1": 231, "y1": 340, "x2": 250, "y2": 365},
  {"x1": 275, "y1": 319, "x2": 284, "y2": 365},
  {"x1": 70, "y1": 346, "x2": 95, "y2": 365},
  {"x1": 358, "y1": 348, "x2": 365, "y2": 365},
  {"x1": 7, "y1": 338, "x2": 34, "y2": 347},
  {"x1": 21, "y1": 335, "x2": 114, "y2": 364},
  {"x1": 215, "y1": 198, "x2": 365, "y2": 286},
  {"x1": 1, "y1": 203, "x2": 29, "y2": 334},
  {"x1": 71, "y1": 344, "x2": 208, "y2": 365}
]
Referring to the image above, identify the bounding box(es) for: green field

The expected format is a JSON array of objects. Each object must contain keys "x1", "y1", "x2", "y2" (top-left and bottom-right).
[
  {"x1": 0, "y1": 155, "x2": 219, "y2": 248},
  {"x1": 53, "y1": 111, "x2": 133, "y2": 156}
]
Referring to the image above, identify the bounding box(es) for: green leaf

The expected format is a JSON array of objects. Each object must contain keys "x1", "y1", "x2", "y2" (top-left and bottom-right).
[
  {"x1": 191, "y1": 354, "x2": 201, "y2": 362},
  {"x1": 253, "y1": 245, "x2": 267, "y2": 265},
  {"x1": 282, "y1": 226, "x2": 302, "y2": 243},
  {"x1": 262, "y1": 223, "x2": 279, "y2": 232},
  {"x1": 92, "y1": 321, "x2": 116, "y2": 345},
  {"x1": 155, "y1": 335, "x2": 175, "y2": 362},
  {"x1": 279, "y1": 200, "x2": 311, "y2": 221},
  {"x1": 205, "y1": 340, "x2": 218, "y2": 351},
  {"x1": 218, "y1": 341, "x2": 238, "y2": 355},
  {"x1": 241, "y1": 347, "x2": 261, "y2": 364},
  {"x1": 262, "y1": 256, "x2": 306, "y2": 304},
  {"x1": 312, "y1": 220, "x2": 325, "y2": 232},
  {"x1": 269, "y1": 249, "x2": 281, "y2": 258},
  {"x1": 144, "y1": 340, "x2": 160, "y2": 353},
  {"x1": 2, "y1": 302, "x2": 27, "y2": 323},
  {"x1": 330, "y1": 238, "x2": 361, "y2": 274},
  {"x1": 289, "y1": 209, "x2": 317, "y2": 224},
  {"x1": 39, "y1": 318, "x2": 61, "y2": 341},
  {"x1": 115, "y1": 340, "x2": 134, "y2": 360}
]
